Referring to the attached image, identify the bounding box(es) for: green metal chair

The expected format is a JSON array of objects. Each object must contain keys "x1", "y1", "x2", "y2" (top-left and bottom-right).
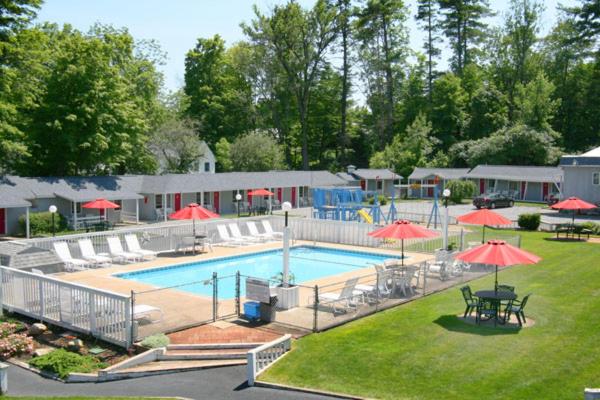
[
  {"x1": 476, "y1": 297, "x2": 497, "y2": 324},
  {"x1": 460, "y1": 286, "x2": 478, "y2": 318},
  {"x1": 505, "y1": 294, "x2": 531, "y2": 327},
  {"x1": 497, "y1": 284, "x2": 515, "y2": 292}
]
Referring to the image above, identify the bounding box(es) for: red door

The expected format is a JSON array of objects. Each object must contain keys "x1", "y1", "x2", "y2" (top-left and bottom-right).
[
  {"x1": 360, "y1": 180, "x2": 366, "y2": 190},
  {"x1": 291, "y1": 187, "x2": 297, "y2": 207},
  {"x1": 277, "y1": 188, "x2": 282, "y2": 203},
  {"x1": 542, "y1": 182, "x2": 549, "y2": 201},
  {"x1": 174, "y1": 193, "x2": 182, "y2": 211},
  {"x1": 213, "y1": 192, "x2": 220, "y2": 213},
  {"x1": 479, "y1": 179, "x2": 485, "y2": 194},
  {"x1": 0, "y1": 208, "x2": 5, "y2": 235},
  {"x1": 248, "y1": 190, "x2": 254, "y2": 206},
  {"x1": 427, "y1": 180, "x2": 434, "y2": 197}
]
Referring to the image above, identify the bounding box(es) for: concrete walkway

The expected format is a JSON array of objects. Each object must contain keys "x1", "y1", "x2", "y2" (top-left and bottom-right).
[{"x1": 6, "y1": 364, "x2": 332, "y2": 400}]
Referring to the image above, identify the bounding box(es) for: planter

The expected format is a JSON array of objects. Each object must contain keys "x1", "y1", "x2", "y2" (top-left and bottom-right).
[{"x1": 274, "y1": 285, "x2": 299, "y2": 310}]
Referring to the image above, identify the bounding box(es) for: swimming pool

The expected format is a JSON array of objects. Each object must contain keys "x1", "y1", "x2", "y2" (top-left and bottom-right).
[{"x1": 116, "y1": 246, "x2": 401, "y2": 298}]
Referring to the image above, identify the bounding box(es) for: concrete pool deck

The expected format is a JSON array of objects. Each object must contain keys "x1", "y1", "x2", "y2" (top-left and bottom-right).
[{"x1": 55, "y1": 241, "x2": 434, "y2": 339}]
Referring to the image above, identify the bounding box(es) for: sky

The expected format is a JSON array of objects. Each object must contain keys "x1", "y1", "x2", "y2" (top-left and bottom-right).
[{"x1": 36, "y1": 0, "x2": 577, "y2": 93}]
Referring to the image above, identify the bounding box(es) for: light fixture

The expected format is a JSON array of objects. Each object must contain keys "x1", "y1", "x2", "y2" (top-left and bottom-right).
[
  {"x1": 235, "y1": 193, "x2": 242, "y2": 201},
  {"x1": 49, "y1": 205, "x2": 57, "y2": 213},
  {"x1": 282, "y1": 201, "x2": 292, "y2": 212},
  {"x1": 443, "y1": 189, "x2": 451, "y2": 198},
  {"x1": 49, "y1": 205, "x2": 57, "y2": 237}
]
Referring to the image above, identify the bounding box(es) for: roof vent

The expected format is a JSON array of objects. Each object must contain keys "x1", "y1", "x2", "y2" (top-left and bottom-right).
[{"x1": 347, "y1": 165, "x2": 356, "y2": 174}]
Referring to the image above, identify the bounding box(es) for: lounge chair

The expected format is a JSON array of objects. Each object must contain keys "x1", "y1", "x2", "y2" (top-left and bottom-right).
[
  {"x1": 125, "y1": 234, "x2": 157, "y2": 260},
  {"x1": 246, "y1": 221, "x2": 275, "y2": 241},
  {"x1": 133, "y1": 304, "x2": 163, "y2": 323},
  {"x1": 355, "y1": 270, "x2": 393, "y2": 302},
  {"x1": 78, "y1": 239, "x2": 112, "y2": 267},
  {"x1": 318, "y1": 277, "x2": 360, "y2": 313},
  {"x1": 31, "y1": 268, "x2": 44, "y2": 275},
  {"x1": 52, "y1": 242, "x2": 90, "y2": 272},
  {"x1": 106, "y1": 236, "x2": 141, "y2": 263},
  {"x1": 228, "y1": 223, "x2": 260, "y2": 243},
  {"x1": 261, "y1": 220, "x2": 283, "y2": 239},
  {"x1": 216, "y1": 225, "x2": 247, "y2": 246}
]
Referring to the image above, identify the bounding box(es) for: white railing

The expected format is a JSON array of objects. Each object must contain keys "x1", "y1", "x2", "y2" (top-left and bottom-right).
[
  {"x1": 120, "y1": 210, "x2": 138, "y2": 224},
  {"x1": 0, "y1": 266, "x2": 131, "y2": 348},
  {"x1": 247, "y1": 334, "x2": 292, "y2": 386}
]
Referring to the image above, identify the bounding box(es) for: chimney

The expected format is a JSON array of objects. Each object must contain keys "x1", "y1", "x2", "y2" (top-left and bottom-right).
[{"x1": 347, "y1": 165, "x2": 356, "y2": 174}]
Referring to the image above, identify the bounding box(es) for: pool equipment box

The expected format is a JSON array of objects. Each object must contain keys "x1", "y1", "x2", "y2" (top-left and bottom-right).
[{"x1": 246, "y1": 278, "x2": 271, "y2": 303}]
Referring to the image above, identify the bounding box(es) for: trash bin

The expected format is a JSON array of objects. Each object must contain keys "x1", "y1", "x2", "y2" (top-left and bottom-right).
[
  {"x1": 259, "y1": 295, "x2": 278, "y2": 322},
  {"x1": 243, "y1": 301, "x2": 261, "y2": 321}
]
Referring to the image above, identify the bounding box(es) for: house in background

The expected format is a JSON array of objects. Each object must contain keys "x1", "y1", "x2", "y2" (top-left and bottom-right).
[
  {"x1": 155, "y1": 140, "x2": 216, "y2": 174},
  {"x1": 341, "y1": 166, "x2": 401, "y2": 197},
  {"x1": 407, "y1": 168, "x2": 470, "y2": 198},
  {"x1": 466, "y1": 165, "x2": 563, "y2": 202},
  {"x1": 559, "y1": 146, "x2": 600, "y2": 204}
]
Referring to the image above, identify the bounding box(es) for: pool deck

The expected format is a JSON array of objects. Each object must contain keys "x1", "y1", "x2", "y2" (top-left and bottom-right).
[{"x1": 54, "y1": 241, "x2": 434, "y2": 339}]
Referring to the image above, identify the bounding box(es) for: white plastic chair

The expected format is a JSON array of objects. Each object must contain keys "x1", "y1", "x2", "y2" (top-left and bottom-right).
[
  {"x1": 261, "y1": 220, "x2": 283, "y2": 239},
  {"x1": 78, "y1": 239, "x2": 112, "y2": 267},
  {"x1": 318, "y1": 277, "x2": 360, "y2": 313},
  {"x1": 125, "y1": 234, "x2": 157, "y2": 260},
  {"x1": 52, "y1": 242, "x2": 89, "y2": 272},
  {"x1": 106, "y1": 237, "x2": 141, "y2": 263},
  {"x1": 246, "y1": 221, "x2": 273, "y2": 241},
  {"x1": 216, "y1": 225, "x2": 246, "y2": 246},
  {"x1": 228, "y1": 223, "x2": 260, "y2": 243}
]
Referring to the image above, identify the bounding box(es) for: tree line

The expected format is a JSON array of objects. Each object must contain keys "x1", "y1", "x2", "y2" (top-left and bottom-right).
[{"x1": 1, "y1": 0, "x2": 599, "y2": 177}]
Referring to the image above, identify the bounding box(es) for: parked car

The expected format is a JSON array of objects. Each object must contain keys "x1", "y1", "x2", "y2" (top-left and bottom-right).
[{"x1": 473, "y1": 193, "x2": 514, "y2": 209}]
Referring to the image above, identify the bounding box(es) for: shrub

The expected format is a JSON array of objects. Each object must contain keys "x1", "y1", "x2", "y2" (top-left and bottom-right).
[
  {"x1": 518, "y1": 213, "x2": 541, "y2": 230},
  {"x1": 29, "y1": 349, "x2": 107, "y2": 379},
  {"x1": 18, "y1": 211, "x2": 68, "y2": 236},
  {"x1": 444, "y1": 180, "x2": 477, "y2": 204},
  {"x1": 368, "y1": 195, "x2": 388, "y2": 206},
  {"x1": 140, "y1": 334, "x2": 170, "y2": 349},
  {"x1": 580, "y1": 222, "x2": 600, "y2": 235},
  {"x1": 0, "y1": 333, "x2": 33, "y2": 359},
  {"x1": 0, "y1": 321, "x2": 25, "y2": 338}
]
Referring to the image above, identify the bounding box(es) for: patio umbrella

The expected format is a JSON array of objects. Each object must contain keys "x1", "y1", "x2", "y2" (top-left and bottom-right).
[
  {"x1": 368, "y1": 220, "x2": 439, "y2": 265},
  {"x1": 82, "y1": 198, "x2": 120, "y2": 222},
  {"x1": 550, "y1": 196, "x2": 597, "y2": 228},
  {"x1": 455, "y1": 240, "x2": 541, "y2": 293},
  {"x1": 248, "y1": 189, "x2": 274, "y2": 213},
  {"x1": 457, "y1": 208, "x2": 512, "y2": 244},
  {"x1": 169, "y1": 203, "x2": 220, "y2": 253}
]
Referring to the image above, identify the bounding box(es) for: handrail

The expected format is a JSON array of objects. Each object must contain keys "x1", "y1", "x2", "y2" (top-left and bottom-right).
[{"x1": 247, "y1": 334, "x2": 292, "y2": 386}]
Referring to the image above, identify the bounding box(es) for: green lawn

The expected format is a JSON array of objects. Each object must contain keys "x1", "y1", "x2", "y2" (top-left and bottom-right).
[{"x1": 261, "y1": 230, "x2": 600, "y2": 399}]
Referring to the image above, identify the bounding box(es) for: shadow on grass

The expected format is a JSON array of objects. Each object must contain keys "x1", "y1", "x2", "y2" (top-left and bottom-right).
[{"x1": 433, "y1": 315, "x2": 521, "y2": 336}]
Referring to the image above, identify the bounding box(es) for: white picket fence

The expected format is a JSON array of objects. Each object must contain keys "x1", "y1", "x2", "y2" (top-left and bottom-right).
[
  {"x1": 0, "y1": 267, "x2": 131, "y2": 347},
  {"x1": 247, "y1": 334, "x2": 292, "y2": 386}
]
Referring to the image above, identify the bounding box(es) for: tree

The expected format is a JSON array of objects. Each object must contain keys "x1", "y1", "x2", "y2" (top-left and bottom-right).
[
  {"x1": 415, "y1": 0, "x2": 442, "y2": 101},
  {"x1": 230, "y1": 131, "x2": 285, "y2": 172},
  {"x1": 437, "y1": 0, "x2": 493, "y2": 74},
  {"x1": 355, "y1": 0, "x2": 409, "y2": 148},
  {"x1": 215, "y1": 137, "x2": 233, "y2": 172},
  {"x1": 445, "y1": 179, "x2": 476, "y2": 203},
  {"x1": 184, "y1": 35, "x2": 253, "y2": 146},
  {"x1": 0, "y1": 0, "x2": 41, "y2": 43},
  {"x1": 335, "y1": 0, "x2": 352, "y2": 166},
  {"x1": 243, "y1": 0, "x2": 338, "y2": 170},
  {"x1": 513, "y1": 72, "x2": 560, "y2": 131},
  {"x1": 564, "y1": 0, "x2": 600, "y2": 52},
  {"x1": 148, "y1": 118, "x2": 204, "y2": 174},
  {"x1": 430, "y1": 72, "x2": 468, "y2": 148}
]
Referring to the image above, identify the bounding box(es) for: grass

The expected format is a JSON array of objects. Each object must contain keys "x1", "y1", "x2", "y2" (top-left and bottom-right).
[{"x1": 261, "y1": 230, "x2": 600, "y2": 399}]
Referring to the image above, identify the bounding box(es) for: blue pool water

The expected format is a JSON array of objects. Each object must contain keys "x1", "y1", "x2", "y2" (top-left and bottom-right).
[{"x1": 116, "y1": 246, "x2": 401, "y2": 298}]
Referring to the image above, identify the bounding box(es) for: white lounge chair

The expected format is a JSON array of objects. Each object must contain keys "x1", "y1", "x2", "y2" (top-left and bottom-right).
[
  {"x1": 246, "y1": 221, "x2": 276, "y2": 241},
  {"x1": 125, "y1": 234, "x2": 157, "y2": 260},
  {"x1": 318, "y1": 277, "x2": 360, "y2": 313},
  {"x1": 78, "y1": 239, "x2": 112, "y2": 267},
  {"x1": 228, "y1": 223, "x2": 260, "y2": 243},
  {"x1": 355, "y1": 270, "x2": 394, "y2": 302},
  {"x1": 31, "y1": 268, "x2": 44, "y2": 275},
  {"x1": 52, "y1": 242, "x2": 89, "y2": 272},
  {"x1": 133, "y1": 304, "x2": 163, "y2": 323},
  {"x1": 216, "y1": 225, "x2": 246, "y2": 246},
  {"x1": 261, "y1": 220, "x2": 283, "y2": 239},
  {"x1": 106, "y1": 236, "x2": 141, "y2": 263}
]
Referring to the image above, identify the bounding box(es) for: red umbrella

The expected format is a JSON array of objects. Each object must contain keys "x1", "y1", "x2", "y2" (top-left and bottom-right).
[
  {"x1": 368, "y1": 220, "x2": 439, "y2": 265},
  {"x1": 456, "y1": 240, "x2": 541, "y2": 292},
  {"x1": 551, "y1": 197, "x2": 597, "y2": 228},
  {"x1": 457, "y1": 209, "x2": 512, "y2": 243},
  {"x1": 82, "y1": 198, "x2": 120, "y2": 221},
  {"x1": 247, "y1": 189, "x2": 274, "y2": 196},
  {"x1": 169, "y1": 203, "x2": 220, "y2": 252}
]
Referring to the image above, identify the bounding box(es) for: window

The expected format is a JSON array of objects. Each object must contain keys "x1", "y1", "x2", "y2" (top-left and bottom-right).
[
  {"x1": 203, "y1": 193, "x2": 211, "y2": 206},
  {"x1": 593, "y1": 172, "x2": 600, "y2": 185},
  {"x1": 196, "y1": 192, "x2": 202, "y2": 204},
  {"x1": 376, "y1": 180, "x2": 383, "y2": 190},
  {"x1": 204, "y1": 162, "x2": 210, "y2": 172},
  {"x1": 155, "y1": 195, "x2": 163, "y2": 209},
  {"x1": 166, "y1": 195, "x2": 172, "y2": 208},
  {"x1": 76, "y1": 203, "x2": 82, "y2": 213}
]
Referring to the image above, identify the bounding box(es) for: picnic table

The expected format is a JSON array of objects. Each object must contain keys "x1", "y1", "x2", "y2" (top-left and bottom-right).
[
  {"x1": 475, "y1": 290, "x2": 517, "y2": 326},
  {"x1": 555, "y1": 225, "x2": 592, "y2": 240}
]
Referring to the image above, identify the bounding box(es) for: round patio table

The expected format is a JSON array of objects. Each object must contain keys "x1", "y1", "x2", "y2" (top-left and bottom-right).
[{"x1": 475, "y1": 290, "x2": 517, "y2": 325}]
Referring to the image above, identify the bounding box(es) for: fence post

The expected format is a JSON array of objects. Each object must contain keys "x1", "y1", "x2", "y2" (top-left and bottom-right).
[
  {"x1": 129, "y1": 290, "x2": 135, "y2": 346},
  {"x1": 38, "y1": 278, "x2": 44, "y2": 319},
  {"x1": 89, "y1": 292, "x2": 96, "y2": 334},
  {"x1": 375, "y1": 271, "x2": 380, "y2": 312},
  {"x1": 517, "y1": 235, "x2": 522, "y2": 248},
  {"x1": 313, "y1": 285, "x2": 319, "y2": 332},
  {"x1": 235, "y1": 271, "x2": 241, "y2": 316},
  {"x1": 460, "y1": 228, "x2": 464, "y2": 251},
  {"x1": 422, "y1": 262, "x2": 428, "y2": 295},
  {"x1": 212, "y1": 272, "x2": 218, "y2": 322}
]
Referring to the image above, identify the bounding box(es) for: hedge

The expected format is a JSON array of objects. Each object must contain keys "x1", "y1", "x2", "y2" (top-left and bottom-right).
[
  {"x1": 18, "y1": 211, "x2": 68, "y2": 236},
  {"x1": 444, "y1": 180, "x2": 476, "y2": 204},
  {"x1": 518, "y1": 213, "x2": 541, "y2": 230}
]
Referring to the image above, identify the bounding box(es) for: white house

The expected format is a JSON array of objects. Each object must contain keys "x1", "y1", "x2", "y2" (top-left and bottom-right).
[
  {"x1": 559, "y1": 146, "x2": 600, "y2": 204},
  {"x1": 196, "y1": 141, "x2": 216, "y2": 174}
]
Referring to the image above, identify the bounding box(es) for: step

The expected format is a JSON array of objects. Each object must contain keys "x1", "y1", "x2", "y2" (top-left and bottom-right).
[
  {"x1": 159, "y1": 348, "x2": 248, "y2": 361},
  {"x1": 166, "y1": 342, "x2": 262, "y2": 351}
]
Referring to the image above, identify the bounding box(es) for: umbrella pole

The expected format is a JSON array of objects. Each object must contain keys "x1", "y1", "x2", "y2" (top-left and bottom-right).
[
  {"x1": 482, "y1": 225, "x2": 486, "y2": 244},
  {"x1": 192, "y1": 219, "x2": 196, "y2": 254},
  {"x1": 495, "y1": 265, "x2": 498, "y2": 294},
  {"x1": 401, "y1": 239, "x2": 404, "y2": 266}
]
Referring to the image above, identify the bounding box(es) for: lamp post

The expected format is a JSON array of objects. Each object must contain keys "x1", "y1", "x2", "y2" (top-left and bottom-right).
[
  {"x1": 235, "y1": 193, "x2": 242, "y2": 218},
  {"x1": 442, "y1": 189, "x2": 451, "y2": 250},
  {"x1": 49, "y1": 205, "x2": 57, "y2": 237},
  {"x1": 282, "y1": 201, "x2": 292, "y2": 288}
]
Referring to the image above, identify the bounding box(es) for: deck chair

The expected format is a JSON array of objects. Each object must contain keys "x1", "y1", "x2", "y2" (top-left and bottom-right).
[
  {"x1": 52, "y1": 242, "x2": 90, "y2": 272},
  {"x1": 228, "y1": 223, "x2": 260, "y2": 243},
  {"x1": 318, "y1": 277, "x2": 360, "y2": 313},
  {"x1": 133, "y1": 304, "x2": 163, "y2": 323},
  {"x1": 78, "y1": 239, "x2": 112, "y2": 267},
  {"x1": 355, "y1": 270, "x2": 394, "y2": 303},
  {"x1": 216, "y1": 225, "x2": 246, "y2": 246},
  {"x1": 246, "y1": 221, "x2": 275, "y2": 241},
  {"x1": 106, "y1": 236, "x2": 141, "y2": 263},
  {"x1": 261, "y1": 220, "x2": 283, "y2": 239},
  {"x1": 125, "y1": 234, "x2": 157, "y2": 260}
]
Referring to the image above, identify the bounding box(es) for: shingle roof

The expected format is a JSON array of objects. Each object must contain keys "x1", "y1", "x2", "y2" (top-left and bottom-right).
[
  {"x1": 408, "y1": 168, "x2": 470, "y2": 180},
  {"x1": 351, "y1": 169, "x2": 402, "y2": 180},
  {"x1": 0, "y1": 181, "x2": 31, "y2": 208},
  {"x1": 336, "y1": 172, "x2": 358, "y2": 182},
  {"x1": 467, "y1": 165, "x2": 563, "y2": 182},
  {"x1": 560, "y1": 146, "x2": 600, "y2": 166},
  {"x1": 0, "y1": 242, "x2": 61, "y2": 269}
]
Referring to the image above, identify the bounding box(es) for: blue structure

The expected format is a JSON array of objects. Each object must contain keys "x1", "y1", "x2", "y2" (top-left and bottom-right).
[{"x1": 312, "y1": 187, "x2": 398, "y2": 224}]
